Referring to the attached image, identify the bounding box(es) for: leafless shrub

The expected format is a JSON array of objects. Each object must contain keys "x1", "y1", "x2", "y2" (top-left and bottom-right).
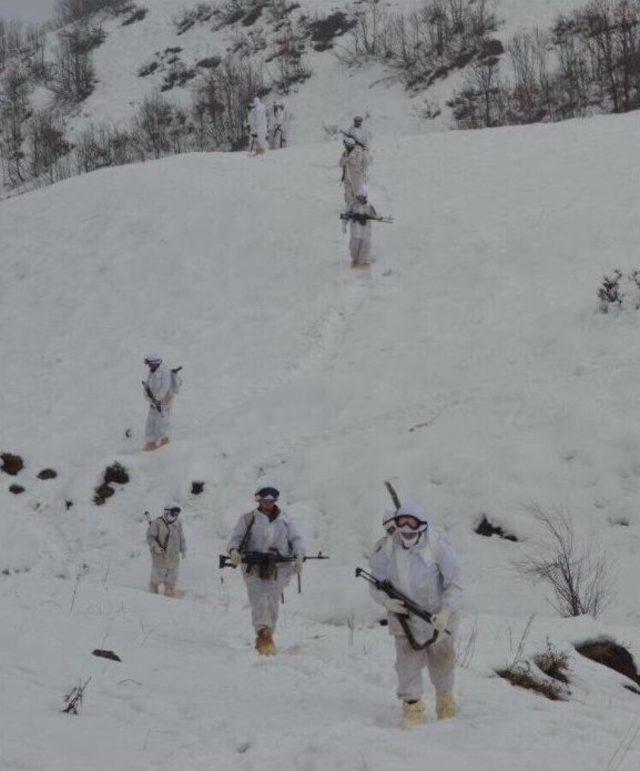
[
  {"x1": 496, "y1": 661, "x2": 569, "y2": 700},
  {"x1": 0, "y1": 64, "x2": 31, "y2": 186},
  {"x1": 598, "y1": 269, "x2": 623, "y2": 312},
  {"x1": 515, "y1": 507, "x2": 613, "y2": 618},
  {"x1": 62, "y1": 676, "x2": 92, "y2": 714},
  {"x1": 337, "y1": 0, "x2": 498, "y2": 89},
  {"x1": 28, "y1": 109, "x2": 71, "y2": 183},
  {"x1": 54, "y1": 23, "x2": 104, "y2": 102},
  {"x1": 75, "y1": 122, "x2": 139, "y2": 173},
  {"x1": 534, "y1": 639, "x2": 571, "y2": 683}
]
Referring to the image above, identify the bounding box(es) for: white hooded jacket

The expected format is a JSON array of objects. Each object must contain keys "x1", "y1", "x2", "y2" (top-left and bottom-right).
[
  {"x1": 227, "y1": 507, "x2": 305, "y2": 559},
  {"x1": 248, "y1": 98, "x2": 268, "y2": 146},
  {"x1": 145, "y1": 363, "x2": 172, "y2": 406},
  {"x1": 369, "y1": 527, "x2": 462, "y2": 645}
]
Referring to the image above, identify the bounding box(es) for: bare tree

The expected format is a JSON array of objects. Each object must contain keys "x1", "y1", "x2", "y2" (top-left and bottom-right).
[
  {"x1": 54, "y1": 22, "x2": 99, "y2": 102},
  {"x1": 515, "y1": 508, "x2": 613, "y2": 618},
  {"x1": 0, "y1": 65, "x2": 31, "y2": 185},
  {"x1": 28, "y1": 109, "x2": 71, "y2": 183}
]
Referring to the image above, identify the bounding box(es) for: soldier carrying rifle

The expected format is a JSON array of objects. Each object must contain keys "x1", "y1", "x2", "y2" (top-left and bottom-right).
[{"x1": 226, "y1": 487, "x2": 306, "y2": 656}]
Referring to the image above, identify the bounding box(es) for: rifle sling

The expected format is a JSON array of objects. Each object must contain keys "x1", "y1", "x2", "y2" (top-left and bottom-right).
[{"x1": 396, "y1": 614, "x2": 439, "y2": 650}]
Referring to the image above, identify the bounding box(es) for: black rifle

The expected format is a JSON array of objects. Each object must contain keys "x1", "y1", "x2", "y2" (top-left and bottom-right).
[
  {"x1": 142, "y1": 382, "x2": 162, "y2": 413},
  {"x1": 340, "y1": 129, "x2": 368, "y2": 151},
  {"x1": 340, "y1": 212, "x2": 393, "y2": 224},
  {"x1": 219, "y1": 551, "x2": 329, "y2": 570},
  {"x1": 355, "y1": 567, "x2": 447, "y2": 649}
]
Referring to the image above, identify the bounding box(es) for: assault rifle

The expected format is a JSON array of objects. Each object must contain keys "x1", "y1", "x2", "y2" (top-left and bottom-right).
[
  {"x1": 355, "y1": 567, "x2": 447, "y2": 649},
  {"x1": 219, "y1": 551, "x2": 329, "y2": 570},
  {"x1": 340, "y1": 212, "x2": 393, "y2": 225},
  {"x1": 142, "y1": 382, "x2": 162, "y2": 413},
  {"x1": 340, "y1": 129, "x2": 368, "y2": 151}
]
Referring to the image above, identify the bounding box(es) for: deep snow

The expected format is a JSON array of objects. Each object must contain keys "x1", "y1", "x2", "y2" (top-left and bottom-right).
[{"x1": 2, "y1": 103, "x2": 640, "y2": 768}]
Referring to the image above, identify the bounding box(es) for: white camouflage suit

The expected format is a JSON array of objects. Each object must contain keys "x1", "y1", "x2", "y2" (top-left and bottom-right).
[
  {"x1": 147, "y1": 515, "x2": 186, "y2": 592},
  {"x1": 339, "y1": 146, "x2": 369, "y2": 206},
  {"x1": 346, "y1": 201, "x2": 377, "y2": 265},
  {"x1": 369, "y1": 528, "x2": 462, "y2": 702},
  {"x1": 144, "y1": 363, "x2": 173, "y2": 445},
  {"x1": 227, "y1": 508, "x2": 305, "y2": 632},
  {"x1": 248, "y1": 97, "x2": 268, "y2": 153}
]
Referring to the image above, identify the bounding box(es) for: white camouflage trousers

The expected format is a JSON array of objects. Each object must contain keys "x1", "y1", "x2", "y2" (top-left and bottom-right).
[
  {"x1": 145, "y1": 404, "x2": 171, "y2": 444},
  {"x1": 394, "y1": 623, "x2": 457, "y2": 702},
  {"x1": 243, "y1": 570, "x2": 291, "y2": 631},
  {"x1": 349, "y1": 235, "x2": 372, "y2": 265},
  {"x1": 150, "y1": 561, "x2": 179, "y2": 591}
]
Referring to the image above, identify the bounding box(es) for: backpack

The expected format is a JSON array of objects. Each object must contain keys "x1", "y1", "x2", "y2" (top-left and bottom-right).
[{"x1": 171, "y1": 366, "x2": 183, "y2": 395}]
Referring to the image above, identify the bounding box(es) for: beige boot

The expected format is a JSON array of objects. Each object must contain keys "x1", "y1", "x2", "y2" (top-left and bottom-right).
[
  {"x1": 436, "y1": 691, "x2": 456, "y2": 720},
  {"x1": 144, "y1": 442, "x2": 157, "y2": 452},
  {"x1": 255, "y1": 628, "x2": 277, "y2": 656},
  {"x1": 401, "y1": 699, "x2": 427, "y2": 728}
]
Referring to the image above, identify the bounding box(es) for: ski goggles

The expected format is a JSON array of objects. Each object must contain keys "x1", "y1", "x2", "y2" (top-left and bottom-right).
[
  {"x1": 394, "y1": 514, "x2": 428, "y2": 532},
  {"x1": 255, "y1": 487, "x2": 280, "y2": 501},
  {"x1": 163, "y1": 506, "x2": 181, "y2": 518}
]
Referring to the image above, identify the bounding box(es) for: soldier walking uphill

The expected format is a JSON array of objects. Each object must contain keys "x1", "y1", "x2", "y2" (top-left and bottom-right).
[
  {"x1": 368, "y1": 503, "x2": 463, "y2": 727},
  {"x1": 147, "y1": 505, "x2": 186, "y2": 597},
  {"x1": 227, "y1": 487, "x2": 305, "y2": 655},
  {"x1": 342, "y1": 186, "x2": 378, "y2": 269},
  {"x1": 142, "y1": 353, "x2": 175, "y2": 452},
  {"x1": 339, "y1": 135, "x2": 369, "y2": 207}
]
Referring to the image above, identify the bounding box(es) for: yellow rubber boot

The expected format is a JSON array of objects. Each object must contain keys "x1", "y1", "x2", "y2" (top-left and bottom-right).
[
  {"x1": 436, "y1": 691, "x2": 456, "y2": 720},
  {"x1": 401, "y1": 699, "x2": 427, "y2": 728}
]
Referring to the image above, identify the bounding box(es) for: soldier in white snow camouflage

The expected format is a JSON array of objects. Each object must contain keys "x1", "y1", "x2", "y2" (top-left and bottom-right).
[
  {"x1": 339, "y1": 135, "x2": 369, "y2": 207},
  {"x1": 368, "y1": 503, "x2": 462, "y2": 726},
  {"x1": 147, "y1": 505, "x2": 186, "y2": 597},
  {"x1": 227, "y1": 487, "x2": 305, "y2": 655},
  {"x1": 142, "y1": 353, "x2": 174, "y2": 451},
  {"x1": 343, "y1": 186, "x2": 377, "y2": 268}
]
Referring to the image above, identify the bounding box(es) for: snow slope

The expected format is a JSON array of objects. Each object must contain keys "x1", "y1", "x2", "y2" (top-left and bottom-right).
[
  {"x1": 2, "y1": 110, "x2": 640, "y2": 769},
  {"x1": 21, "y1": 0, "x2": 593, "y2": 149}
]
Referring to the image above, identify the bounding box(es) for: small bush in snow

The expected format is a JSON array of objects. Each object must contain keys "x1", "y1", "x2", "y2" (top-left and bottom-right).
[
  {"x1": 1, "y1": 453, "x2": 24, "y2": 476},
  {"x1": 534, "y1": 640, "x2": 571, "y2": 684},
  {"x1": 61, "y1": 677, "x2": 91, "y2": 715},
  {"x1": 37, "y1": 468, "x2": 58, "y2": 480},
  {"x1": 515, "y1": 507, "x2": 613, "y2": 618},
  {"x1": 597, "y1": 270, "x2": 623, "y2": 312},
  {"x1": 596, "y1": 270, "x2": 640, "y2": 312},
  {"x1": 496, "y1": 661, "x2": 569, "y2": 700},
  {"x1": 122, "y1": 6, "x2": 147, "y2": 26}
]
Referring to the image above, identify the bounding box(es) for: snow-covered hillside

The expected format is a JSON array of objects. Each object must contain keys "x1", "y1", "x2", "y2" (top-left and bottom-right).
[{"x1": 2, "y1": 100, "x2": 640, "y2": 769}]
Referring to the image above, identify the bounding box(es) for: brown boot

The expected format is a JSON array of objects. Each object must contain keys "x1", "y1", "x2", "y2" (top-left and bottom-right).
[
  {"x1": 144, "y1": 442, "x2": 157, "y2": 452},
  {"x1": 401, "y1": 700, "x2": 427, "y2": 728},
  {"x1": 255, "y1": 627, "x2": 277, "y2": 656},
  {"x1": 436, "y1": 691, "x2": 456, "y2": 720}
]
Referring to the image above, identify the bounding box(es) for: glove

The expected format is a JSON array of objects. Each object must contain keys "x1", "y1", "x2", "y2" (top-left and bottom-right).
[
  {"x1": 151, "y1": 544, "x2": 164, "y2": 556},
  {"x1": 229, "y1": 549, "x2": 243, "y2": 568},
  {"x1": 382, "y1": 597, "x2": 408, "y2": 616},
  {"x1": 293, "y1": 553, "x2": 304, "y2": 574},
  {"x1": 432, "y1": 609, "x2": 451, "y2": 632}
]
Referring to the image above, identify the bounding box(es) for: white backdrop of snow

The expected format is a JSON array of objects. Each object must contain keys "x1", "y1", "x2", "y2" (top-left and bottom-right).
[{"x1": 2, "y1": 83, "x2": 640, "y2": 769}]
